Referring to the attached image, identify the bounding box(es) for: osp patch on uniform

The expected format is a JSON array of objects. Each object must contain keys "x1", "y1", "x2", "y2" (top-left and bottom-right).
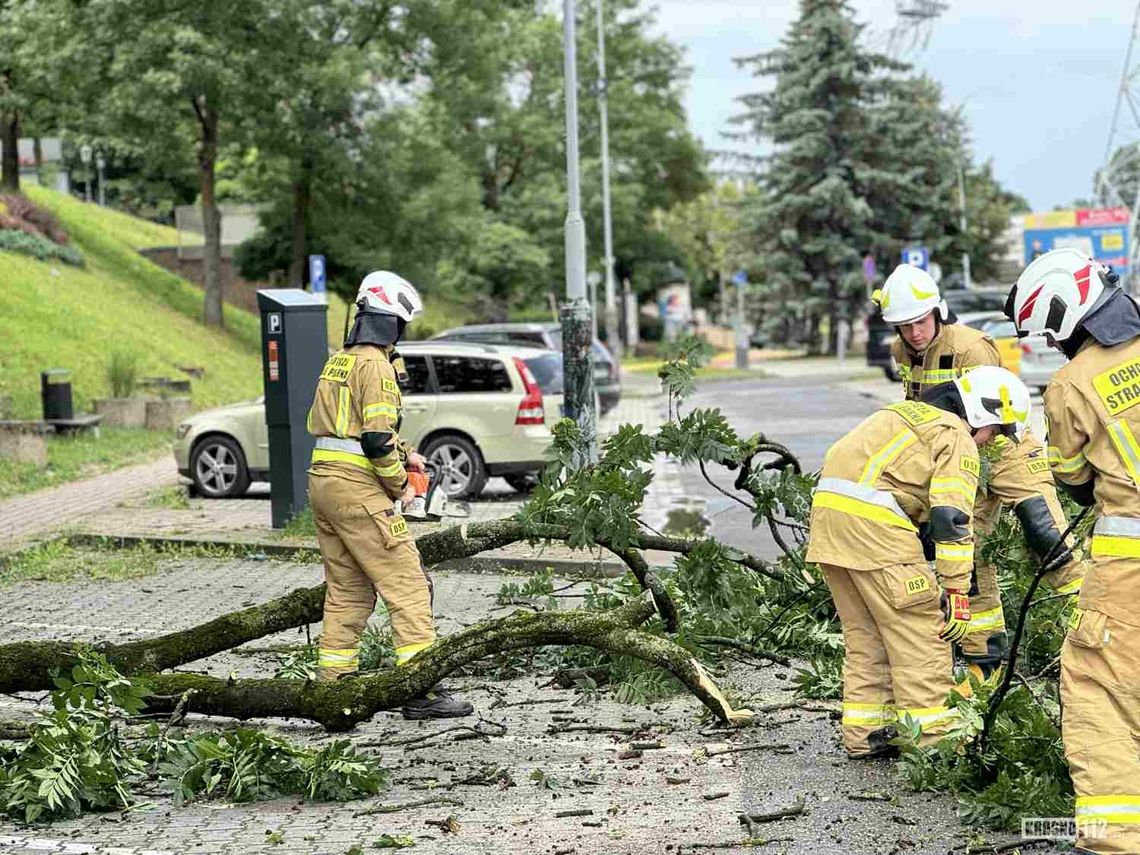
[
  {"x1": 905, "y1": 575, "x2": 931, "y2": 596},
  {"x1": 1026, "y1": 459, "x2": 1050, "y2": 474},
  {"x1": 390, "y1": 517, "x2": 409, "y2": 537},
  {"x1": 887, "y1": 401, "x2": 940, "y2": 427},
  {"x1": 1093, "y1": 358, "x2": 1140, "y2": 416},
  {"x1": 960, "y1": 456, "x2": 980, "y2": 477},
  {"x1": 320, "y1": 353, "x2": 357, "y2": 383},
  {"x1": 382, "y1": 378, "x2": 401, "y2": 395}
]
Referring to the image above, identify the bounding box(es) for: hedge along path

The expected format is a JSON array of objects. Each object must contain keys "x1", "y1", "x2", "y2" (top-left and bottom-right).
[{"x1": 0, "y1": 519, "x2": 776, "y2": 727}]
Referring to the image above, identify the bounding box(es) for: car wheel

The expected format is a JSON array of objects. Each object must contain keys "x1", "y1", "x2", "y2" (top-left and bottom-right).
[
  {"x1": 504, "y1": 473, "x2": 539, "y2": 493},
  {"x1": 422, "y1": 434, "x2": 487, "y2": 499},
  {"x1": 190, "y1": 435, "x2": 250, "y2": 499}
]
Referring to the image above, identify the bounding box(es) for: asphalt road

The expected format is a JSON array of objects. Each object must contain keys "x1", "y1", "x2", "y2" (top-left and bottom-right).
[{"x1": 654, "y1": 374, "x2": 882, "y2": 561}]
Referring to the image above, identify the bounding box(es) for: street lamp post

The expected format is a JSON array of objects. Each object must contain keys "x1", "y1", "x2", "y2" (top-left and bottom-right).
[
  {"x1": 79, "y1": 144, "x2": 92, "y2": 203},
  {"x1": 957, "y1": 159, "x2": 972, "y2": 289},
  {"x1": 595, "y1": 0, "x2": 620, "y2": 358},
  {"x1": 95, "y1": 153, "x2": 106, "y2": 207},
  {"x1": 561, "y1": 0, "x2": 597, "y2": 464}
]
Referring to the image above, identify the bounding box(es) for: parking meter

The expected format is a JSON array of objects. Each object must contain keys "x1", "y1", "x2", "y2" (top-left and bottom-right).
[{"x1": 257, "y1": 289, "x2": 328, "y2": 528}]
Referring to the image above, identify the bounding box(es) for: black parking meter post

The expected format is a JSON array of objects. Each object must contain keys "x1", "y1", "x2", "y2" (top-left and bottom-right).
[{"x1": 257, "y1": 289, "x2": 328, "y2": 528}]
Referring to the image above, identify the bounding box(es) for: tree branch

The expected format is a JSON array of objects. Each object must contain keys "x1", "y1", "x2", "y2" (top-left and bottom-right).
[{"x1": 140, "y1": 598, "x2": 754, "y2": 730}]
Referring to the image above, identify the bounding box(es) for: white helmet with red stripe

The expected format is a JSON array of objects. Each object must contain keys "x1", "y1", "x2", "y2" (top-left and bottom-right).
[
  {"x1": 356, "y1": 270, "x2": 423, "y2": 322},
  {"x1": 1007, "y1": 249, "x2": 1107, "y2": 343}
]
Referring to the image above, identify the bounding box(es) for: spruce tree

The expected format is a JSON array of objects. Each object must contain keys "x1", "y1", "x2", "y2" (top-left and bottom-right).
[{"x1": 736, "y1": 0, "x2": 888, "y2": 353}]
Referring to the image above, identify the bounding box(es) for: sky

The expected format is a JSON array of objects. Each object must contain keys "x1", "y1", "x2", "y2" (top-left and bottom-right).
[{"x1": 651, "y1": 0, "x2": 1139, "y2": 211}]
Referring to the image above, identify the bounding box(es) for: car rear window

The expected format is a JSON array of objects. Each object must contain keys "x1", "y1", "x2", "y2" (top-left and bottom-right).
[
  {"x1": 525, "y1": 352, "x2": 564, "y2": 394},
  {"x1": 432, "y1": 356, "x2": 513, "y2": 393}
]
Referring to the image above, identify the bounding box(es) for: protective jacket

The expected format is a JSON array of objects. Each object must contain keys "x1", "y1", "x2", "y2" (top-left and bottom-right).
[
  {"x1": 1046, "y1": 336, "x2": 1140, "y2": 853},
  {"x1": 1045, "y1": 337, "x2": 1140, "y2": 624},
  {"x1": 807, "y1": 401, "x2": 979, "y2": 591},
  {"x1": 893, "y1": 323, "x2": 1084, "y2": 662},
  {"x1": 307, "y1": 344, "x2": 408, "y2": 500},
  {"x1": 891, "y1": 322, "x2": 1000, "y2": 402}
]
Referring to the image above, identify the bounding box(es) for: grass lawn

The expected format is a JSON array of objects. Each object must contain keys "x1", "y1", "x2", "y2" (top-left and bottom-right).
[
  {"x1": 0, "y1": 539, "x2": 169, "y2": 585},
  {"x1": 1, "y1": 187, "x2": 263, "y2": 419},
  {"x1": 623, "y1": 357, "x2": 763, "y2": 382},
  {"x1": 0, "y1": 427, "x2": 173, "y2": 499},
  {"x1": 0, "y1": 538, "x2": 311, "y2": 587}
]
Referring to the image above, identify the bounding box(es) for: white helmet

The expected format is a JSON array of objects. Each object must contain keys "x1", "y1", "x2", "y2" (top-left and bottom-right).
[
  {"x1": 1007, "y1": 248, "x2": 1107, "y2": 344},
  {"x1": 954, "y1": 366, "x2": 1031, "y2": 438},
  {"x1": 356, "y1": 270, "x2": 423, "y2": 323},
  {"x1": 873, "y1": 264, "x2": 947, "y2": 325}
]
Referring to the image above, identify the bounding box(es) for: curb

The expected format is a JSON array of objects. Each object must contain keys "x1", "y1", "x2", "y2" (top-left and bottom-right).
[{"x1": 62, "y1": 532, "x2": 631, "y2": 579}]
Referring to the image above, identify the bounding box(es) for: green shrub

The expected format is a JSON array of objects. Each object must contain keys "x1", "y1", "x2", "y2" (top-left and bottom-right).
[
  {"x1": 107, "y1": 350, "x2": 141, "y2": 398},
  {"x1": 0, "y1": 229, "x2": 84, "y2": 267}
]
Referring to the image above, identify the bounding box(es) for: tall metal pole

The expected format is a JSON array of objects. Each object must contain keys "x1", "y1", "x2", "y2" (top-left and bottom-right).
[
  {"x1": 561, "y1": 0, "x2": 597, "y2": 463},
  {"x1": 957, "y1": 158, "x2": 972, "y2": 289},
  {"x1": 596, "y1": 0, "x2": 620, "y2": 357}
]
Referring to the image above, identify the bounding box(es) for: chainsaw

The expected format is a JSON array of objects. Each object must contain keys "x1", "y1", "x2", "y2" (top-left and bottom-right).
[{"x1": 396, "y1": 461, "x2": 470, "y2": 521}]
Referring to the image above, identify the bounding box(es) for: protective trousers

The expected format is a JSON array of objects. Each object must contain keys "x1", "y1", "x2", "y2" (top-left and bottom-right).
[
  {"x1": 820, "y1": 562, "x2": 960, "y2": 756},
  {"x1": 1061, "y1": 593, "x2": 1140, "y2": 854},
  {"x1": 309, "y1": 473, "x2": 435, "y2": 679},
  {"x1": 963, "y1": 493, "x2": 1008, "y2": 672}
]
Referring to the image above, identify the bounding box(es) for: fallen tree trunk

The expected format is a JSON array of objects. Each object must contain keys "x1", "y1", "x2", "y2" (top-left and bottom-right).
[
  {"x1": 141, "y1": 598, "x2": 755, "y2": 731},
  {"x1": 0, "y1": 519, "x2": 777, "y2": 694}
]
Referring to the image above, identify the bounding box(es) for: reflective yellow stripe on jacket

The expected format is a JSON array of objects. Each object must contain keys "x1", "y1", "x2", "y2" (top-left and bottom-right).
[
  {"x1": 934, "y1": 541, "x2": 974, "y2": 563},
  {"x1": 1048, "y1": 446, "x2": 1088, "y2": 474},
  {"x1": 335, "y1": 386, "x2": 351, "y2": 437},
  {"x1": 930, "y1": 476, "x2": 977, "y2": 505},
  {"x1": 859, "y1": 429, "x2": 917, "y2": 486},
  {"x1": 814, "y1": 478, "x2": 917, "y2": 532},
  {"x1": 966, "y1": 606, "x2": 1005, "y2": 634},
  {"x1": 363, "y1": 402, "x2": 399, "y2": 421},
  {"x1": 1107, "y1": 420, "x2": 1140, "y2": 486},
  {"x1": 1091, "y1": 516, "x2": 1140, "y2": 558}
]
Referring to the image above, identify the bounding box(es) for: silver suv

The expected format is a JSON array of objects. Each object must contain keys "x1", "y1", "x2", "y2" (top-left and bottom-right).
[
  {"x1": 173, "y1": 342, "x2": 564, "y2": 499},
  {"x1": 431, "y1": 322, "x2": 621, "y2": 414}
]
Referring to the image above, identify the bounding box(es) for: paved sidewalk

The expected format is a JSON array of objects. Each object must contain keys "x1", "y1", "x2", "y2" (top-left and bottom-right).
[
  {"x1": 0, "y1": 553, "x2": 970, "y2": 855},
  {"x1": 0, "y1": 456, "x2": 175, "y2": 550}
]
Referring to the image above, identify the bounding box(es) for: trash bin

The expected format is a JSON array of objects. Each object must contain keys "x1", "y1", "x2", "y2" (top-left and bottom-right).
[{"x1": 41, "y1": 369, "x2": 74, "y2": 422}]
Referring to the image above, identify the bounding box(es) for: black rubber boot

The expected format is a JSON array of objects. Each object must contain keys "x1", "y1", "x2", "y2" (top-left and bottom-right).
[{"x1": 401, "y1": 686, "x2": 474, "y2": 720}]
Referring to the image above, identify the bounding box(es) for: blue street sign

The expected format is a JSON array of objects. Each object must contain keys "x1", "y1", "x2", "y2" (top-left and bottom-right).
[
  {"x1": 731, "y1": 269, "x2": 748, "y2": 287},
  {"x1": 901, "y1": 246, "x2": 930, "y2": 271},
  {"x1": 308, "y1": 255, "x2": 327, "y2": 294}
]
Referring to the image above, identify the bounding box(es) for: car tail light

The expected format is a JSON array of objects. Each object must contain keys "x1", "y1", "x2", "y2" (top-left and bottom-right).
[{"x1": 513, "y1": 357, "x2": 546, "y2": 425}]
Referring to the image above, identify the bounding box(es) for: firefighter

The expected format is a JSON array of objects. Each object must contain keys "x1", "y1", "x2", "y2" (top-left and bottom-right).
[
  {"x1": 806, "y1": 366, "x2": 1029, "y2": 758},
  {"x1": 307, "y1": 270, "x2": 473, "y2": 720},
  {"x1": 875, "y1": 264, "x2": 1084, "y2": 678},
  {"x1": 1007, "y1": 248, "x2": 1140, "y2": 854}
]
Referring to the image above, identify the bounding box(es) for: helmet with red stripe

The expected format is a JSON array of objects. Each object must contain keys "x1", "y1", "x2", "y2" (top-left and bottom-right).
[
  {"x1": 1006, "y1": 248, "x2": 1108, "y2": 343},
  {"x1": 355, "y1": 270, "x2": 423, "y2": 323}
]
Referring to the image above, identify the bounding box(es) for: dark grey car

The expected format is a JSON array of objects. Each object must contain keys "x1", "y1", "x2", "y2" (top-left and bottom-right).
[{"x1": 430, "y1": 322, "x2": 622, "y2": 414}]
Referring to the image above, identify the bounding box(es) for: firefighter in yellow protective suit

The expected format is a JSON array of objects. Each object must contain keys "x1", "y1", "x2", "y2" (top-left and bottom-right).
[
  {"x1": 807, "y1": 366, "x2": 1030, "y2": 757},
  {"x1": 1008, "y1": 248, "x2": 1140, "y2": 854},
  {"x1": 876, "y1": 264, "x2": 1085, "y2": 677},
  {"x1": 307, "y1": 270, "x2": 472, "y2": 720}
]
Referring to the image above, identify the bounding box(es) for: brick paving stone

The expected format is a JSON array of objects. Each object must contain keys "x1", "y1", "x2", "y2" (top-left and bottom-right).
[{"x1": 0, "y1": 457, "x2": 175, "y2": 549}]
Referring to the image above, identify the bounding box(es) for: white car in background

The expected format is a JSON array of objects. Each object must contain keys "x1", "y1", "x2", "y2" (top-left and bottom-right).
[
  {"x1": 173, "y1": 342, "x2": 564, "y2": 499},
  {"x1": 958, "y1": 311, "x2": 1066, "y2": 392}
]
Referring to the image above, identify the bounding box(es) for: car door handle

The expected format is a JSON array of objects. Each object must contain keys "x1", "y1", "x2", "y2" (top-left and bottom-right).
[{"x1": 404, "y1": 403, "x2": 430, "y2": 412}]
